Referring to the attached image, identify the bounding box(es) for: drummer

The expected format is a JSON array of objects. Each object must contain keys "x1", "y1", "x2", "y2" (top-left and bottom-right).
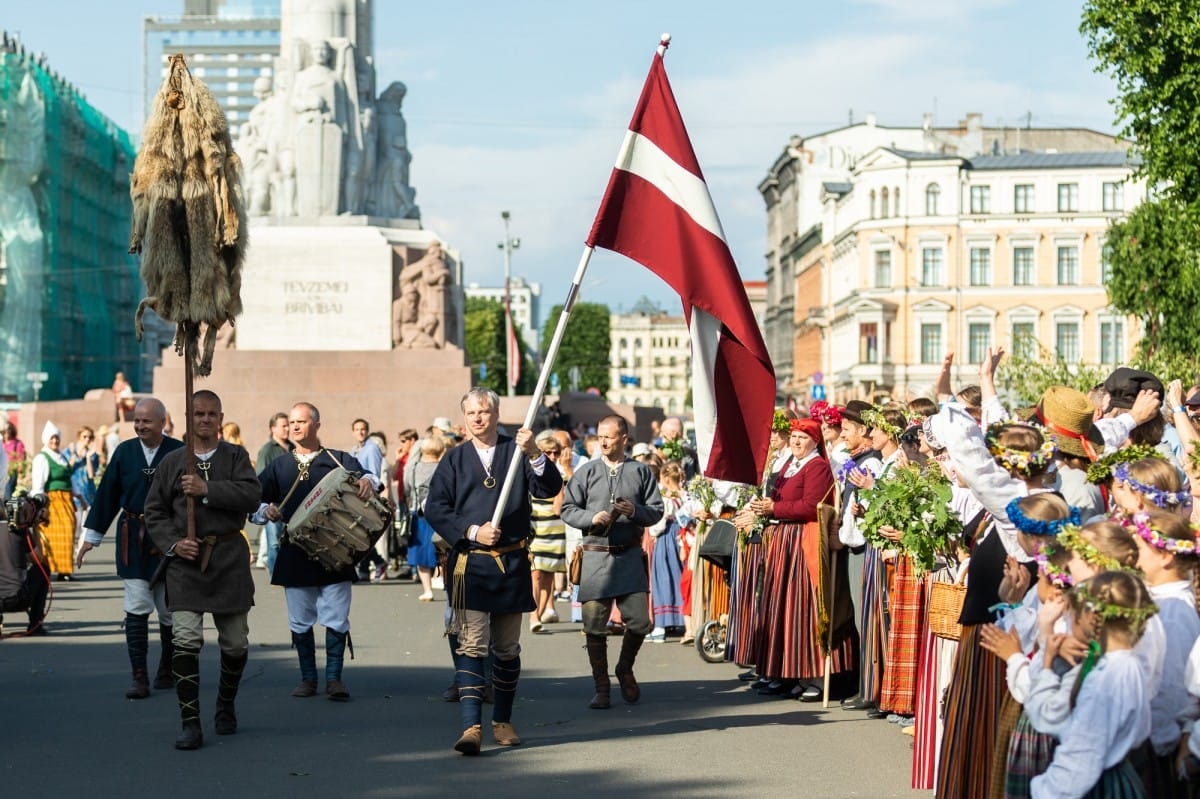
[{"x1": 252, "y1": 402, "x2": 380, "y2": 701}]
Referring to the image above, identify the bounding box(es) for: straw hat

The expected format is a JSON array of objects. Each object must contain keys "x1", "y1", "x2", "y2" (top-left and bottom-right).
[{"x1": 1019, "y1": 386, "x2": 1103, "y2": 461}]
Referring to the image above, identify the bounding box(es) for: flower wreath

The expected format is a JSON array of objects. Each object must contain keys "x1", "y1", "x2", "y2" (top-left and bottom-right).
[
  {"x1": 1033, "y1": 543, "x2": 1075, "y2": 588},
  {"x1": 809, "y1": 400, "x2": 844, "y2": 427},
  {"x1": 1072, "y1": 579, "x2": 1159, "y2": 627},
  {"x1": 1085, "y1": 444, "x2": 1164, "y2": 485},
  {"x1": 1055, "y1": 525, "x2": 1124, "y2": 573},
  {"x1": 771, "y1": 409, "x2": 792, "y2": 434},
  {"x1": 1123, "y1": 512, "x2": 1200, "y2": 556},
  {"x1": 986, "y1": 421, "x2": 1056, "y2": 475},
  {"x1": 861, "y1": 407, "x2": 902, "y2": 439},
  {"x1": 1005, "y1": 497, "x2": 1082, "y2": 536},
  {"x1": 1111, "y1": 462, "x2": 1191, "y2": 508}
]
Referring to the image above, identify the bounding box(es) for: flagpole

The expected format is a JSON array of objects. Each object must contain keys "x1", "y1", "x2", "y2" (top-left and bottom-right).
[{"x1": 488, "y1": 32, "x2": 672, "y2": 526}]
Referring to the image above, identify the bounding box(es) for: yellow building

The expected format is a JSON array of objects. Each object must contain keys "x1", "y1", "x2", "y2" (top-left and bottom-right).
[{"x1": 609, "y1": 311, "x2": 690, "y2": 414}]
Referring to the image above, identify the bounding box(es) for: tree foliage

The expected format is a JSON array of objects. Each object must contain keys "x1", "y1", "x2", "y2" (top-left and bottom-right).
[
  {"x1": 463, "y1": 296, "x2": 534, "y2": 394},
  {"x1": 540, "y1": 302, "x2": 611, "y2": 395},
  {"x1": 1082, "y1": 1, "x2": 1200, "y2": 201},
  {"x1": 1104, "y1": 196, "x2": 1200, "y2": 360}
]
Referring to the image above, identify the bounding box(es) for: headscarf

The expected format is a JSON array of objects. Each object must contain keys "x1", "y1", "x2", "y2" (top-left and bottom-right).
[
  {"x1": 790, "y1": 417, "x2": 826, "y2": 459},
  {"x1": 41, "y1": 421, "x2": 60, "y2": 447}
]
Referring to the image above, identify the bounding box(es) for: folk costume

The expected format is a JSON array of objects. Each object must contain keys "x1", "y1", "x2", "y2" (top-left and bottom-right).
[
  {"x1": 424, "y1": 434, "x2": 563, "y2": 748},
  {"x1": 256, "y1": 448, "x2": 373, "y2": 700},
  {"x1": 30, "y1": 422, "x2": 75, "y2": 577},
  {"x1": 83, "y1": 434, "x2": 184, "y2": 697},
  {"x1": 144, "y1": 441, "x2": 261, "y2": 750},
  {"x1": 562, "y1": 456, "x2": 664, "y2": 708}
]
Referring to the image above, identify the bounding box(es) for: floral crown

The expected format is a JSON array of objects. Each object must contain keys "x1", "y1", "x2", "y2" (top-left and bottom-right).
[
  {"x1": 771, "y1": 409, "x2": 792, "y2": 434},
  {"x1": 1005, "y1": 497, "x2": 1081, "y2": 536},
  {"x1": 1072, "y1": 579, "x2": 1158, "y2": 627},
  {"x1": 1111, "y1": 463, "x2": 1191, "y2": 508},
  {"x1": 1055, "y1": 526, "x2": 1124, "y2": 573},
  {"x1": 1033, "y1": 541, "x2": 1075, "y2": 588},
  {"x1": 986, "y1": 421, "x2": 1056, "y2": 475},
  {"x1": 1123, "y1": 512, "x2": 1200, "y2": 556},
  {"x1": 1085, "y1": 444, "x2": 1164, "y2": 485},
  {"x1": 861, "y1": 406, "x2": 901, "y2": 439},
  {"x1": 809, "y1": 400, "x2": 843, "y2": 427}
]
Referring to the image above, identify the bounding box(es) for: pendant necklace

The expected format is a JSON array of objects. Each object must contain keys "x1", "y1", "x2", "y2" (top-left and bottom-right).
[
  {"x1": 481, "y1": 446, "x2": 497, "y2": 489},
  {"x1": 295, "y1": 449, "x2": 321, "y2": 481}
]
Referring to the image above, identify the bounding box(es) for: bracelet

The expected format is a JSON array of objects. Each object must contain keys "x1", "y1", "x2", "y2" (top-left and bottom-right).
[{"x1": 1175, "y1": 406, "x2": 1187, "y2": 415}]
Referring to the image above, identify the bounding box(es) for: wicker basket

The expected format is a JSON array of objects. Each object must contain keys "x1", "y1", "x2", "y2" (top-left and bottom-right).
[{"x1": 927, "y1": 567, "x2": 967, "y2": 641}]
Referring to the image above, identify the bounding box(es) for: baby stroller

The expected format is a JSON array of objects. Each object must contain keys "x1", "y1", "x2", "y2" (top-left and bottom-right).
[{"x1": 693, "y1": 518, "x2": 736, "y2": 663}]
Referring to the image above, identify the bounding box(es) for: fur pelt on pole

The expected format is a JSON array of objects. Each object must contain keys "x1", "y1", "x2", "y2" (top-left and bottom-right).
[{"x1": 130, "y1": 54, "x2": 247, "y2": 376}]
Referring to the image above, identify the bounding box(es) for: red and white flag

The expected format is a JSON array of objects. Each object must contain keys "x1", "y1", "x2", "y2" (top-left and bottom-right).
[
  {"x1": 586, "y1": 45, "x2": 776, "y2": 485},
  {"x1": 506, "y1": 302, "x2": 521, "y2": 389}
]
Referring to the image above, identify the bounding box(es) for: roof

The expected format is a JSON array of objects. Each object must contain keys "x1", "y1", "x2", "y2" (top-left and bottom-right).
[
  {"x1": 822, "y1": 181, "x2": 853, "y2": 195},
  {"x1": 885, "y1": 148, "x2": 962, "y2": 162},
  {"x1": 967, "y1": 151, "x2": 1136, "y2": 170}
]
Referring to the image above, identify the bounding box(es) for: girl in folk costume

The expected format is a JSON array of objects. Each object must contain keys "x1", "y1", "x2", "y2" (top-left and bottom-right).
[
  {"x1": 726, "y1": 410, "x2": 795, "y2": 676},
  {"x1": 31, "y1": 422, "x2": 76, "y2": 579},
  {"x1": 926, "y1": 400, "x2": 1061, "y2": 799},
  {"x1": 981, "y1": 520, "x2": 1136, "y2": 798},
  {"x1": 842, "y1": 404, "x2": 908, "y2": 714},
  {"x1": 647, "y1": 461, "x2": 687, "y2": 643},
  {"x1": 1125, "y1": 511, "x2": 1200, "y2": 798},
  {"x1": 1109, "y1": 457, "x2": 1190, "y2": 517},
  {"x1": 1030, "y1": 571, "x2": 1158, "y2": 799},
  {"x1": 737, "y1": 418, "x2": 855, "y2": 700}
]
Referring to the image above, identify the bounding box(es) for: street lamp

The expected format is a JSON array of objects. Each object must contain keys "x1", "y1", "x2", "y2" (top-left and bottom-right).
[{"x1": 497, "y1": 211, "x2": 521, "y2": 396}]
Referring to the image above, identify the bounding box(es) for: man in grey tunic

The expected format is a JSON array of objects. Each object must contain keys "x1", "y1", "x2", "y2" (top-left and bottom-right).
[{"x1": 561, "y1": 415, "x2": 663, "y2": 709}]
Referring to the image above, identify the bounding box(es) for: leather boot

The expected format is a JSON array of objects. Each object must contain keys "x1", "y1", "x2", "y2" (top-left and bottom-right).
[
  {"x1": 154, "y1": 623, "x2": 175, "y2": 689},
  {"x1": 173, "y1": 646, "x2": 203, "y2": 750},
  {"x1": 455, "y1": 653, "x2": 486, "y2": 751},
  {"x1": 586, "y1": 634, "x2": 611, "y2": 709},
  {"x1": 124, "y1": 612, "x2": 150, "y2": 696},
  {"x1": 325, "y1": 628, "x2": 350, "y2": 700},
  {"x1": 291, "y1": 628, "x2": 318, "y2": 697},
  {"x1": 214, "y1": 651, "x2": 247, "y2": 735},
  {"x1": 126, "y1": 668, "x2": 151, "y2": 699},
  {"x1": 614, "y1": 630, "x2": 645, "y2": 704}
]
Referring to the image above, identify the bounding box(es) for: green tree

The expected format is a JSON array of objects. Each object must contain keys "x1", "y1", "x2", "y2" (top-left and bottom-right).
[
  {"x1": 1082, "y1": 1, "x2": 1200, "y2": 201},
  {"x1": 540, "y1": 301, "x2": 611, "y2": 395},
  {"x1": 463, "y1": 296, "x2": 534, "y2": 393},
  {"x1": 1104, "y1": 196, "x2": 1200, "y2": 360}
]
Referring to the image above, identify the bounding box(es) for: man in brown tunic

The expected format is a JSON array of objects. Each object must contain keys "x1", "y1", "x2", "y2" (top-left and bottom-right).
[{"x1": 145, "y1": 390, "x2": 261, "y2": 750}]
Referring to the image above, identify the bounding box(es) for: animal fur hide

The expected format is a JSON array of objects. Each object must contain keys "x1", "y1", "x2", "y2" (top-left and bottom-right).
[{"x1": 131, "y1": 54, "x2": 247, "y2": 376}]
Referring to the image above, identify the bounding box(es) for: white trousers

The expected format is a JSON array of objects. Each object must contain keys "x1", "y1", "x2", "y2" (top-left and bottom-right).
[
  {"x1": 285, "y1": 582, "x2": 352, "y2": 634},
  {"x1": 123, "y1": 578, "x2": 171, "y2": 623}
]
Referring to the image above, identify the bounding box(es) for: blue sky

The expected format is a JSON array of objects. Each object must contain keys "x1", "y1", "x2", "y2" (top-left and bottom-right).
[{"x1": 6, "y1": 1, "x2": 1119, "y2": 317}]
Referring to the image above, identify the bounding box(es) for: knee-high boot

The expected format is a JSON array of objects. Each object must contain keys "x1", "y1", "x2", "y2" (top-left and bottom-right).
[
  {"x1": 614, "y1": 631, "x2": 645, "y2": 704},
  {"x1": 491, "y1": 656, "x2": 520, "y2": 723},
  {"x1": 291, "y1": 628, "x2": 318, "y2": 697},
  {"x1": 215, "y1": 650, "x2": 247, "y2": 735},
  {"x1": 453, "y1": 654, "x2": 486, "y2": 755},
  {"x1": 586, "y1": 634, "x2": 611, "y2": 709},
  {"x1": 325, "y1": 628, "x2": 350, "y2": 700},
  {"x1": 124, "y1": 612, "x2": 150, "y2": 699},
  {"x1": 154, "y1": 623, "x2": 175, "y2": 689},
  {"x1": 173, "y1": 646, "x2": 203, "y2": 750}
]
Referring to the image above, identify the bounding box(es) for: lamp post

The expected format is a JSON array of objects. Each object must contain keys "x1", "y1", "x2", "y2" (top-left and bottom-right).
[{"x1": 497, "y1": 211, "x2": 520, "y2": 396}]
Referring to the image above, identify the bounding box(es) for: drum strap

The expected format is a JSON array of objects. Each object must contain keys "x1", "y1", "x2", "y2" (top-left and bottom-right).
[{"x1": 277, "y1": 450, "x2": 345, "y2": 531}]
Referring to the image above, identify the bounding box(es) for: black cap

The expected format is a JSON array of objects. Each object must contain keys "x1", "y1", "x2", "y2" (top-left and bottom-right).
[
  {"x1": 1185, "y1": 389, "x2": 1200, "y2": 407},
  {"x1": 1102, "y1": 367, "x2": 1164, "y2": 410},
  {"x1": 842, "y1": 399, "x2": 873, "y2": 426}
]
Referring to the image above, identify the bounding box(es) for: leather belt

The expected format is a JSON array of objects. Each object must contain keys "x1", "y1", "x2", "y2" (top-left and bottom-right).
[
  {"x1": 198, "y1": 531, "x2": 242, "y2": 573},
  {"x1": 466, "y1": 540, "x2": 528, "y2": 574},
  {"x1": 581, "y1": 541, "x2": 641, "y2": 554}
]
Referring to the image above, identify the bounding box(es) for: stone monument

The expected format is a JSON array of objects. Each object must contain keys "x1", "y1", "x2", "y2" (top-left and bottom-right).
[{"x1": 157, "y1": 0, "x2": 468, "y2": 441}]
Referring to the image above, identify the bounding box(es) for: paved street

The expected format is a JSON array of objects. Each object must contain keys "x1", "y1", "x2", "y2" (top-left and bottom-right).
[{"x1": 1, "y1": 557, "x2": 927, "y2": 799}]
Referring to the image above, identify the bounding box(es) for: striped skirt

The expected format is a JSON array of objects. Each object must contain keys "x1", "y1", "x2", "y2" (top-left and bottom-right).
[
  {"x1": 1133, "y1": 741, "x2": 1188, "y2": 799},
  {"x1": 858, "y1": 545, "x2": 888, "y2": 703},
  {"x1": 727, "y1": 537, "x2": 764, "y2": 666},
  {"x1": 881, "y1": 554, "x2": 923, "y2": 715},
  {"x1": 913, "y1": 573, "x2": 958, "y2": 789},
  {"x1": 39, "y1": 489, "x2": 76, "y2": 576},
  {"x1": 1004, "y1": 711, "x2": 1057, "y2": 799},
  {"x1": 935, "y1": 623, "x2": 1007, "y2": 798},
  {"x1": 989, "y1": 690, "x2": 1025, "y2": 799},
  {"x1": 1079, "y1": 759, "x2": 1147, "y2": 799},
  {"x1": 754, "y1": 522, "x2": 854, "y2": 680}
]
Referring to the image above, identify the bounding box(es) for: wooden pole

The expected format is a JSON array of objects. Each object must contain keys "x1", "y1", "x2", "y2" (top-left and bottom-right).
[{"x1": 183, "y1": 328, "x2": 197, "y2": 542}]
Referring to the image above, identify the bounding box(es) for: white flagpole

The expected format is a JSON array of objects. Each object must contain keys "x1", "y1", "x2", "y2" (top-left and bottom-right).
[{"x1": 487, "y1": 34, "x2": 672, "y2": 527}]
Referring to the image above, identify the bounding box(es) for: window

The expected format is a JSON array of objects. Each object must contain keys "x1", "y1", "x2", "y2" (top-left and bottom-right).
[
  {"x1": 1056, "y1": 246, "x2": 1080, "y2": 285},
  {"x1": 859, "y1": 323, "x2": 879, "y2": 364},
  {"x1": 1012, "y1": 322, "x2": 1036, "y2": 360},
  {"x1": 1055, "y1": 322, "x2": 1080, "y2": 363},
  {"x1": 970, "y1": 185, "x2": 991, "y2": 214},
  {"x1": 874, "y1": 250, "x2": 892, "y2": 288},
  {"x1": 968, "y1": 323, "x2": 992, "y2": 364},
  {"x1": 1013, "y1": 247, "x2": 1035, "y2": 286},
  {"x1": 921, "y1": 248, "x2": 944, "y2": 286},
  {"x1": 1057, "y1": 183, "x2": 1079, "y2": 212},
  {"x1": 893, "y1": 187, "x2": 900, "y2": 217},
  {"x1": 869, "y1": 190, "x2": 876, "y2": 219},
  {"x1": 969, "y1": 248, "x2": 992, "y2": 286},
  {"x1": 881, "y1": 187, "x2": 890, "y2": 218},
  {"x1": 920, "y1": 324, "x2": 943, "y2": 364},
  {"x1": 1100, "y1": 320, "x2": 1124, "y2": 365},
  {"x1": 1103, "y1": 182, "x2": 1124, "y2": 212},
  {"x1": 925, "y1": 183, "x2": 941, "y2": 216},
  {"x1": 1101, "y1": 243, "x2": 1113, "y2": 284},
  {"x1": 1014, "y1": 184, "x2": 1034, "y2": 214}
]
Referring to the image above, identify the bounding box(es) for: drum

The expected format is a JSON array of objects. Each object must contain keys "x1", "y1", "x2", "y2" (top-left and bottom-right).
[{"x1": 286, "y1": 466, "x2": 393, "y2": 571}]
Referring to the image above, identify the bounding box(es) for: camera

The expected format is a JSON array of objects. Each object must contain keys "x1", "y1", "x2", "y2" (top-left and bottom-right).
[{"x1": 4, "y1": 493, "x2": 48, "y2": 532}]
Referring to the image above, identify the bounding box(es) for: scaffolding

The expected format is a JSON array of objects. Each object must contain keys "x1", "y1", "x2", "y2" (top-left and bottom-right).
[{"x1": 0, "y1": 35, "x2": 141, "y2": 402}]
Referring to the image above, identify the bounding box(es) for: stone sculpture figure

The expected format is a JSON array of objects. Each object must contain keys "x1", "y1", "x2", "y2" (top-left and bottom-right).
[
  {"x1": 292, "y1": 39, "x2": 347, "y2": 216},
  {"x1": 265, "y1": 67, "x2": 298, "y2": 218},
  {"x1": 241, "y1": 77, "x2": 273, "y2": 216},
  {"x1": 373, "y1": 82, "x2": 418, "y2": 219},
  {"x1": 393, "y1": 241, "x2": 450, "y2": 349}
]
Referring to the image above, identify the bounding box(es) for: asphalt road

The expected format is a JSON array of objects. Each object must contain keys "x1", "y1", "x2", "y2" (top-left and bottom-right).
[{"x1": 0, "y1": 558, "x2": 929, "y2": 799}]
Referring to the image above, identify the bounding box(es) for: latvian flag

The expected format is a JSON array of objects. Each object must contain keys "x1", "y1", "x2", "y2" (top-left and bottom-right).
[{"x1": 586, "y1": 41, "x2": 776, "y2": 485}]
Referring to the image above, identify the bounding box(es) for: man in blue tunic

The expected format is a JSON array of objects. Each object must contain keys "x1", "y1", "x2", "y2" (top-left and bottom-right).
[
  {"x1": 424, "y1": 387, "x2": 563, "y2": 755},
  {"x1": 77, "y1": 397, "x2": 184, "y2": 698}
]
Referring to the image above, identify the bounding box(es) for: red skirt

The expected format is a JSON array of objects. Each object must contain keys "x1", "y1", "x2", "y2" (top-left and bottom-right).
[
  {"x1": 880, "y1": 555, "x2": 924, "y2": 715},
  {"x1": 727, "y1": 537, "x2": 764, "y2": 665}
]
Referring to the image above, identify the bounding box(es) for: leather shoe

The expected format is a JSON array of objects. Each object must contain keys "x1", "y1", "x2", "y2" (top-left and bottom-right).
[
  {"x1": 214, "y1": 702, "x2": 237, "y2": 735},
  {"x1": 491, "y1": 721, "x2": 521, "y2": 746},
  {"x1": 866, "y1": 707, "x2": 889, "y2": 720},
  {"x1": 442, "y1": 683, "x2": 460, "y2": 702},
  {"x1": 615, "y1": 664, "x2": 641, "y2": 703},
  {"x1": 175, "y1": 721, "x2": 204, "y2": 751},
  {"x1": 291, "y1": 679, "x2": 318, "y2": 698},
  {"x1": 738, "y1": 669, "x2": 758, "y2": 682},
  {"x1": 840, "y1": 693, "x2": 862, "y2": 707},
  {"x1": 326, "y1": 679, "x2": 350, "y2": 701},
  {"x1": 842, "y1": 697, "x2": 876, "y2": 711},
  {"x1": 750, "y1": 678, "x2": 771, "y2": 691},
  {"x1": 125, "y1": 670, "x2": 150, "y2": 700},
  {"x1": 757, "y1": 680, "x2": 787, "y2": 696},
  {"x1": 798, "y1": 685, "x2": 822, "y2": 702},
  {"x1": 454, "y1": 724, "x2": 482, "y2": 756}
]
